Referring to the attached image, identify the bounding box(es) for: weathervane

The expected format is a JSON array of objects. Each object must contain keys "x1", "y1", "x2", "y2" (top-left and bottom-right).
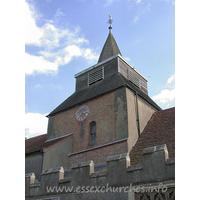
[{"x1": 107, "y1": 14, "x2": 113, "y2": 32}]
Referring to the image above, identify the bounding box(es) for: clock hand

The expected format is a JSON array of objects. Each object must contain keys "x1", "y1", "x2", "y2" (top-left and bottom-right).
[
  {"x1": 79, "y1": 113, "x2": 85, "y2": 118},
  {"x1": 77, "y1": 113, "x2": 82, "y2": 118}
]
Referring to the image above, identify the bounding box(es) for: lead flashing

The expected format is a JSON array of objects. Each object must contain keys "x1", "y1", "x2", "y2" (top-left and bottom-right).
[
  {"x1": 45, "y1": 132, "x2": 73, "y2": 143},
  {"x1": 74, "y1": 54, "x2": 119, "y2": 78},
  {"x1": 68, "y1": 137, "x2": 128, "y2": 157},
  {"x1": 74, "y1": 54, "x2": 148, "y2": 81}
]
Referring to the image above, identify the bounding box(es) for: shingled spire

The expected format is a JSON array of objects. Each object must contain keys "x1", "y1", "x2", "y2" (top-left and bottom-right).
[{"x1": 97, "y1": 15, "x2": 122, "y2": 63}]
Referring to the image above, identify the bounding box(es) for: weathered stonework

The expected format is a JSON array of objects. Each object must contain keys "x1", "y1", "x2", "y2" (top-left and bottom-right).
[{"x1": 25, "y1": 144, "x2": 175, "y2": 200}]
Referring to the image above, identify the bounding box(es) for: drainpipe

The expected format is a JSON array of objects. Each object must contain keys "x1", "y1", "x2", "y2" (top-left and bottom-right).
[
  {"x1": 135, "y1": 92, "x2": 141, "y2": 137},
  {"x1": 39, "y1": 149, "x2": 44, "y2": 182}
]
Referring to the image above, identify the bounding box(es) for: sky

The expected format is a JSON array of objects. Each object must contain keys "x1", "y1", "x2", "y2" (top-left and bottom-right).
[{"x1": 25, "y1": 0, "x2": 175, "y2": 138}]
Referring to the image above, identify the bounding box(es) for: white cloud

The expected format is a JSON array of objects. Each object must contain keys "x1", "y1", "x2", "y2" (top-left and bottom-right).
[
  {"x1": 25, "y1": 113, "x2": 48, "y2": 138},
  {"x1": 62, "y1": 45, "x2": 82, "y2": 64},
  {"x1": 143, "y1": 3, "x2": 151, "y2": 13},
  {"x1": 40, "y1": 24, "x2": 60, "y2": 48},
  {"x1": 54, "y1": 8, "x2": 65, "y2": 19},
  {"x1": 38, "y1": 24, "x2": 81, "y2": 49},
  {"x1": 25, "y1": 53, "x2": 59, "y2": 75},
  {"x1": 25, "y1": 1, "x2": 43, "y2": 45},
  {"x1": 25, "y1": 1, "x2": 98, "y2": 75},
  {"x1": 83, "y1": 48, "x2": 99, "y2": 60},
  {"x1": 152, "y1": 74, "x2": 175, "y2": 109},
  {"x1": 39, "y1": 51, "x2": 55, "y2": 58},
  {"x1": 135, "y1": 0, "x2": 142, "y2": 4},
  {"x1": 133, "y1": 16, "x2": 139, "y2": 23},
  {"x1": 25, "y1": 2, "x2": 87, "y2": 49},
  {"x1": 65, "y1": 45, "x2": 82, "y2": 57},
  {"x1": 152, "y1": 88, "x2": 175, "y2": 105},
  {"x1": 34, "y1": 84, "x2": 42, "y2": 89},
  {"x1": 72, "y1": 38, "x2": 89, "y2": 44},
  {"x1": 104, "y1": 0, "x2": 119, "y2": 6},
  {"x1": 167, "y1": 74, "x2": 175, "y2": 86},
  {"x1": 133, "y1": 3, "x2": 151, "y2": 23},
  {"x1": 39, "y1": 44, "x2": 99, "y2": 67},
  {"x1": 159, "y1": 0, "x2": 175, "y2": 6}
]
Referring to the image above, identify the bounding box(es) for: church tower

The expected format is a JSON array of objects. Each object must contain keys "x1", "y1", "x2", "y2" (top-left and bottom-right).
[{"x1": 45, "y1": 16, "x2": 161, "y2": 170}]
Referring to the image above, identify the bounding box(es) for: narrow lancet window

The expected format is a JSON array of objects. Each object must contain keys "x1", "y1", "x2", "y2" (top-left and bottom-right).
[{"x1": 90, "y1": 122, "x2": 96, "y2": 145}]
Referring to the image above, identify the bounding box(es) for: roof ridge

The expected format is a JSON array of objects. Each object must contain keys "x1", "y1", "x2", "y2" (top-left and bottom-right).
[
  {"x1": 155, "y1": 107, "x2": 175, "y2": 114},
  {"x1": 26, "y1": 133, "x2": 47, "y2": 140}
]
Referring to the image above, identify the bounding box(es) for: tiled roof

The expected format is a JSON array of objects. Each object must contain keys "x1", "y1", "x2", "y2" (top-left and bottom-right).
[
  {"x1": 25, "y1": 134, "x2": 72, "y2": 154},
  {"x1": 98, "y1": 32, "x2": 122, "y2": 63},
  {"x1": 48, "y1": 73, "x2": 161, "y2": 117},
  {"x1": 129, "y1": 107, "x2": 175, "y2": 165},
  {"x1": 25, "y1": 134, "x2": 47, "y2": 154}
]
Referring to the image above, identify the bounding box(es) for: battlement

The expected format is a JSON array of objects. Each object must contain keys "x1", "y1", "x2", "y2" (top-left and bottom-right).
[{"x1": 25, "y1": 144, "x2": 175, "y2": 199}]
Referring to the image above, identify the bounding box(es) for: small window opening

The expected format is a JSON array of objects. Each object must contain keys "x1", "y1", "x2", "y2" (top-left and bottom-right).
[{"x1": 90, "y1": 122, "x2": 96, "y2": 145}]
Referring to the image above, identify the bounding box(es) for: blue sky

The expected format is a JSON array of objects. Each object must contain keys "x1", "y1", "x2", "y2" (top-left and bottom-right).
[{"x1": 25, "y1": 0, "x2": 175, "y2": 138}]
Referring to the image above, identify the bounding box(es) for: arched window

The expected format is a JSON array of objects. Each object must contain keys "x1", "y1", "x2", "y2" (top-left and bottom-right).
[{"x1": 90, "y1": 122, "x2": 96, "y2": 145}]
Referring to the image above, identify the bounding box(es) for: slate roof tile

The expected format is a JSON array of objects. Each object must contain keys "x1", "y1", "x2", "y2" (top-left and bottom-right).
[
  {"x1": 98, "y1": 32, "x2": 122, "y2": 63},
  {"x1": 47, "y1": 73, "x2": 161, "y2": 117}
]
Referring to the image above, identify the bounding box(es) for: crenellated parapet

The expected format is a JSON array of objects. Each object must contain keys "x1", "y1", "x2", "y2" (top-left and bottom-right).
[{"x1": 25, "y1": 144, "x2": 175, "y2": 199}]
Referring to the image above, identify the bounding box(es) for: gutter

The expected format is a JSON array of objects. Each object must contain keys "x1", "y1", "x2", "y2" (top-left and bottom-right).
[{"x1": 25, "y1": 150, "x2": 41, "y2": 156}]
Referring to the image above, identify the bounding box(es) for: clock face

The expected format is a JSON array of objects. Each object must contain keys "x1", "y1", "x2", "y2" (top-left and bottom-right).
[{"x1": 76, "y1": 105, "x2": 89, "y2": 121}]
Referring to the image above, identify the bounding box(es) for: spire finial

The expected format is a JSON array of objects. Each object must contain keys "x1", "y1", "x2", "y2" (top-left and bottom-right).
[{"x1": 107, "y1": 14, "x2": 113, "y2": 33}]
